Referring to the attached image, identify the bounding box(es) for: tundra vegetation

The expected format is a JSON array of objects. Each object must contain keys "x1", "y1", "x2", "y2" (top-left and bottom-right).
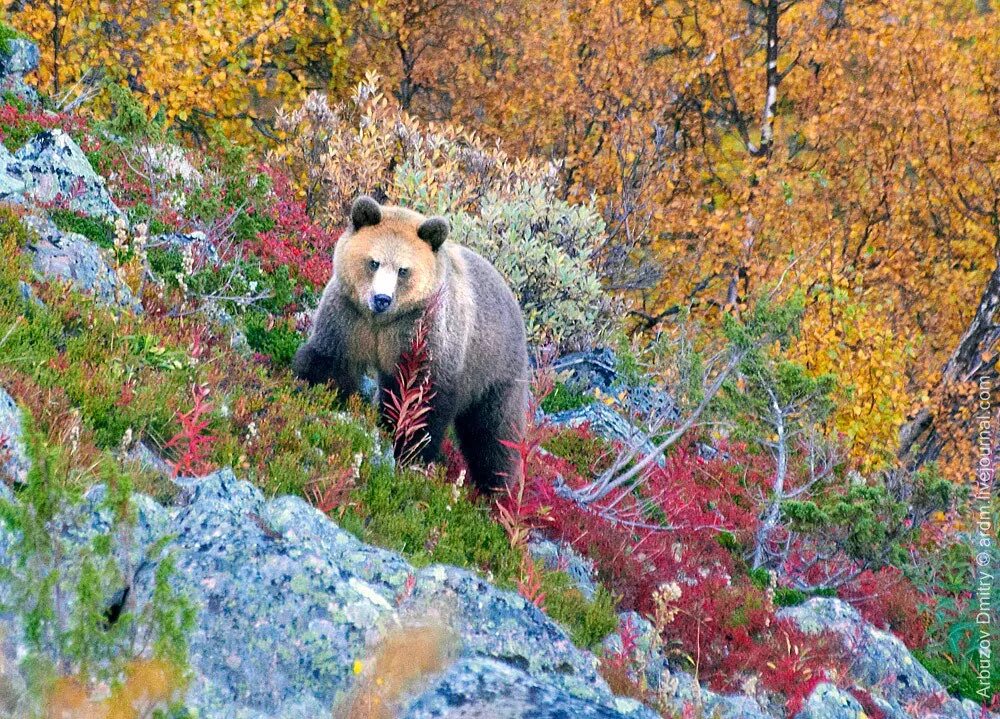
[{"x1": 0, "y1": 0, "x2": 997, "y2": 715}]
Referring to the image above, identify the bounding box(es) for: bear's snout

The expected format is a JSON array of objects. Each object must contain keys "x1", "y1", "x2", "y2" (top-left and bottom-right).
[{"x1": 371, "y1": 294, "x2": 393, "y2": 313}]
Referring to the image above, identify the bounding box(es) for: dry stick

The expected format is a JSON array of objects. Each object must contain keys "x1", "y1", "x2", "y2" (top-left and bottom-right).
[{"x1": 564, "y1": 346, "x2": 749, "y2": 506}]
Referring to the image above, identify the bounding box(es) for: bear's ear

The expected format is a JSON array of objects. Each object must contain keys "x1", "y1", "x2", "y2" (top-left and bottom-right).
[
  {"x1": 351, "y1": 196, "x2": 382, "y2": 231},
  {"x1": 417, "y1": 216, "x2": 449, "y2": 251}
]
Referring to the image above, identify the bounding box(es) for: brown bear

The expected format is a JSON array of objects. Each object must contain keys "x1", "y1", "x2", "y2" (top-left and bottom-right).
[{"x1": 292, "y1": 196, "x2": 530, "y2": 493}]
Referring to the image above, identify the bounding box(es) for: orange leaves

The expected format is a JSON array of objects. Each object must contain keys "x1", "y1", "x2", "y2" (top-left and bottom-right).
[
  {"x1": 44, "y1": 659, "x2": 184, "y2": 719},
  {"x1": 10, "y1": 0, "x2": 328, "y2": 137}
]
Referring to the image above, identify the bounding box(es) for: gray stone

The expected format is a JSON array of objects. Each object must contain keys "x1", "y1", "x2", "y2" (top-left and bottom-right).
[
  {"x1": 794, "y1": 683, "x2": 865, "y2": 719},
  {"x1": 0, "y1": 39, "x2": 40, "y2": 76},
  {"x1": 0, "y1": 144, "x2": 26, "y2": 199},
  {"x1": 116, "y1": 470, "x2": 644, "y2": 717},
  {"x1": 24, "y1": 214, "x2": 141, "y2": 311},
  {"x1": 0, "y1": 387, "x2": 29, "y2": 486},
  {"x1": 779, "y1": 599, "x2": 988, "y2": 719},
  {"x1": 13, "y1": 130, "x2": 121, "y2": 220},
  {"x1": 528, "y1": 532, "x2": 598, "y2": 600},
  {"x1": 401, "y1": 657, "x2": 656, "y2": 718}
]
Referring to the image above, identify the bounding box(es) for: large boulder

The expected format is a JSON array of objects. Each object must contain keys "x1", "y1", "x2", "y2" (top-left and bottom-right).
[
  {"x1": 1, "y1": 469, "x2": 656, "y2": 718},
  {"x1": 11, "y1": 130, "x2": 121, "y2": 220}
]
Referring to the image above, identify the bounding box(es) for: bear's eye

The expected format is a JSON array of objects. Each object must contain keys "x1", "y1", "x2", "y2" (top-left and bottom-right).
[
  {"x1": 398, "y1": 267, "x2": 410, "y2": 279},
  {"x1": 368, "y1": 259, "x2": 380, "y2": 272}
]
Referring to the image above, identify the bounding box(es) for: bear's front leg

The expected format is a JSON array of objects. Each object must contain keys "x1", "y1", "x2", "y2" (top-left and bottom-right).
[
  {"x1": 292, "y1": 312, "x2": 360, "y2": 397},
  {"x1": 418, "y1": 389, "x2": 457, "y2": 463},
  {"x1": 291, "y1": 343, "x2": 359, "y2": 396}
]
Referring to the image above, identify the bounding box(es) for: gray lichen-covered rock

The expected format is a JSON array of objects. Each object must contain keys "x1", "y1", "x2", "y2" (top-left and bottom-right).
[
  {"x1": 0, "y1": 145, "x2": 27, "y2": 199},
  {"x1": 12, "y1": 130, "x2": 121, "y2": 219},
  {"x1": 794, "y1": 683, "x2": 865, "y2": 719},
  {"x1": 528, "y1": 532, "x2": 598, "y2": 600},
  {"x1": 109, "y1": 470, "x2": 653, "y2": 718},
  {"x1": 403, "y1": 657, "x2": 651, "y2": 718},
  {"x1": 0, "y1": 387, "x2": 29, "y2": 486},
  {"x1": 23, "y1": 214, "x2": 141, "y2": 311},
  {"x1": 0, "y1": 38, "x2": 39, "y2": 76},
  {"x1": 779, "y1": 599, "x2": 985, "y2": 719}
]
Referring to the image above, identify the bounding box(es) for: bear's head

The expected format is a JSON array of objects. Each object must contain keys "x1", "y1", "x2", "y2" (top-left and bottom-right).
[{"x1": 334, "y1": 196, "x2": 449, "y2": 321}]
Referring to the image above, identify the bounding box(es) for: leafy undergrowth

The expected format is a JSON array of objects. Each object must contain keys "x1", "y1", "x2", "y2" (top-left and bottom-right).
[{"x1": 498, "y1": 417, "x2": 982, "y2": 711}]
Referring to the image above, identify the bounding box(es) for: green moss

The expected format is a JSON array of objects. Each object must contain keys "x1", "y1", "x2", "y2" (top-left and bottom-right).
[
  {"x1": 540, "y1": 381, "x2": 595, "y2": 414},
  {"x1": 542, "y1": 427, "x2": 613, "y2": 476},
  {"x1": 541, "y1": 570, "x2": 618, "y2": 649},
  {"x1": 49, "y1": 209, "x2": 115, "y2": 248},
  {"x1": 244, "y1": 313, "x2": 302, "y2": 367},
  {"x1": 915, "y1": 649, "x2": 1000, "y2": 704}
]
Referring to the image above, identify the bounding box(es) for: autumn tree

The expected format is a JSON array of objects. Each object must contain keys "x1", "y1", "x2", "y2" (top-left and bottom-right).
[{"x1": 8, "y1": 0, "x2": 352, "y2": 137}]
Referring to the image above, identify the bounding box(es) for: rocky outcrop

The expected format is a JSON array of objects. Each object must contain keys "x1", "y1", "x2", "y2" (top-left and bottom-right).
[
  {"x1": 781, "y1": 599, "x2": 987, "y2": 719},
  {"x1": 0, "y1": 467, "x2": 655, "y2": 719},
  {"x1": 9, "y1": 130, "x2": 121, "y2": 220},
  {"x1": 22, "y1": 214, "x2": 141, "y2": 311}
]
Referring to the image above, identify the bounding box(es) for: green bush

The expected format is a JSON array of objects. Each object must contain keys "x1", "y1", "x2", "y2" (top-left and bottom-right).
[
  {"x1": 244, "y1": 313, "x2": 302, "y2": 366},
  {"x1": 541, "y1": 571, "x2": 618, "y2": 649},
  {"x1": 540, "y1": 381, "x2": 595, "y2": 414}
]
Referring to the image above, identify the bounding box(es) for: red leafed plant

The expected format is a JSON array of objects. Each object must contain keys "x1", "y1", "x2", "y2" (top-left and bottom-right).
[
  {"x1": 164, "y1": 383, "x2": 217, "y2": 477},
  {"x1": 516, "y1": 553, "x2": 547, "y2": 609},
  {"x1": 837, "y1": 567, "x2": 932, "y2": 649},
  {"x1": 384, "y1": 297, "x2": 439, "y2": 466},
  {"x1": 250, "y1": 167, "x2": 341, "y2": 291}
]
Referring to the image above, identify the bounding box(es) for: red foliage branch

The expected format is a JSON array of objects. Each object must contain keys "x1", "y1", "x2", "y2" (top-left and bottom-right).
[
  {"x1": 164, "y1": 383, "x2": 217, "y2": 477},
  {"x1": 384, "y1": 296, "x2": 439, "y2": 466},
  {"x1": 251, "y1": 167, "x2": 341, "y2": 291}
]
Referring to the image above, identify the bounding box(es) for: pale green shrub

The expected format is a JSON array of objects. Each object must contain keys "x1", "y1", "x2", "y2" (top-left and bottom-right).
[{"x1": 441, "y1": 181, "x2": 610, "y2": 349}]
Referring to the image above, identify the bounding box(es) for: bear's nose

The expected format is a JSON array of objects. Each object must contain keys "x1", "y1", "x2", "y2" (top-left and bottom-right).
[{"x1": 372, "y1": 294, "x2": 392, "y2": 313}]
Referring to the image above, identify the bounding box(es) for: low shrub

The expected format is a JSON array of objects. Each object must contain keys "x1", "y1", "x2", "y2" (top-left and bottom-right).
[{"x1": 444, "y1": 182, "x2": 610, "y2": 349}]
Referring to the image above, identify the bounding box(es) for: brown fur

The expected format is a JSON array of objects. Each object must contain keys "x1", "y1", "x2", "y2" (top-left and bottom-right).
[{"x1": 292, "y1": 197, "x2": 529, "y2": 492}]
